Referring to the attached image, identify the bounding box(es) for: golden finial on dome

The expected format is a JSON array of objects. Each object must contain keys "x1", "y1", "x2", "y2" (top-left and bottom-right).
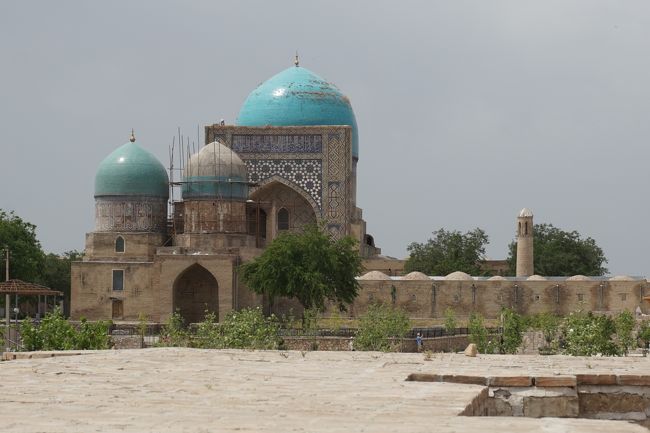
[
  {"x1": 129, "y1": 129, "x2": 136, "y2": 142},
  {"x1": 294, "y1": 52, "x2": 299, "y2": 67}
]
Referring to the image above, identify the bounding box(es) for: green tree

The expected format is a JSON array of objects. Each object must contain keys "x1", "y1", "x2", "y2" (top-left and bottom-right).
[
  {"x1": 38, "y1": 250, "x2": 83, "y2": 316},
  {"x1": 0, "y1": 209, "x2": 45, "y2": 282},
  {"x1": 355, "y1": 303, "x2": 410, "y2": 352},
  {"x1": 615, "y1": 310, "x2": 635, "y2": 356},
  {"x1": 240, "y1": 224, "x2": 362, "y2": 312},
  {"x1": 405, "y1": 228, "x2": 489, "y2": 276},
  {"x1": 507, "y1": 223, "x2": 607, "y2": 276}
]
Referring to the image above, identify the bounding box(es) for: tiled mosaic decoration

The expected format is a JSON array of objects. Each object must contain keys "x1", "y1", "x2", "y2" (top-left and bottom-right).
[{"x1": 245, "y1": 159, "x2": 322, "y2": 208}]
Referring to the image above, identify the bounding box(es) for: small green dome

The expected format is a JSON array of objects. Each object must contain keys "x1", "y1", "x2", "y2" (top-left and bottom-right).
[{"x1": 95, "y1": 138, "x2": 169, "y2": 198}]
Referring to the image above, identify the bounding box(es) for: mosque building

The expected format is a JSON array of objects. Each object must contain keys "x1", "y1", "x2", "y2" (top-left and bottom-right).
[
  {"x1": 71, "y1": 58, "x2": 649, "y2": 324},
  {"x1": 71, "y1": 57, "x2": 382, "y2": 323}
]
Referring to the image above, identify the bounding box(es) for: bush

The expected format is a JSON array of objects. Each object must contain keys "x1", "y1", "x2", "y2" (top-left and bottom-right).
[
  {"x1": 355, "y1": 303, "x2": 410, "y2": 352},
  {"x1": 499, "y1": 308, "x2": 524, "y2": 354},
  {"x1": 75, "y1": 318, "x2": 111, "y2": 350},
  {"x1": 160, "y1": 311, "x2": 190, "y2": 347},
  {"x1": 215, "y1": 307, "x2": 280, "y2": 349},
  {"x1": 444, "y1": 307, "x2": 457, "y2": 336},
  {"x1": 529, "y1": 313, "x2": 561, "y2": 347},
  {"x1": 562, "y1": 311, "x2": 619, "y2": 356},
  {"x1": 20, "y1": 308, "x2": 110, "y2": 351},
  {"x1": 615, "y1": 310, "x2": 635, "y2": 355},
  {"x1": 468, "y1": 312, "x2": 489, "y2": 353},
  {"x1": 639, "y1": 320, "x2": 650, "y2": 348}
]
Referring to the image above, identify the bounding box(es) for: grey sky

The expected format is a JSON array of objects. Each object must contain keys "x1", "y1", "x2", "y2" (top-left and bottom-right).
[{"x1": 2, "y1": 1, "x2": 649, "y2": 275}]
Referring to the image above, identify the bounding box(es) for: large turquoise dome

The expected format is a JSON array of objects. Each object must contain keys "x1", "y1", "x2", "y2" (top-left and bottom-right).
[
  {"x1": 95, "y1": 137, "x2": 169, "y2": 198},
  {"x1": 237, "y1": 64, "x2": 359, "y2": 158}
]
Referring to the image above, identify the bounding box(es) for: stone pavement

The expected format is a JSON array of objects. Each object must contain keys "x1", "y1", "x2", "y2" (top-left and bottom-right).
[{"x1": 0, "y1": 348, "x2": 647, "y2": 432}]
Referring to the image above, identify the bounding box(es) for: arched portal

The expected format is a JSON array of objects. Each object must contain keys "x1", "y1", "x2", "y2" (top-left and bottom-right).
[
  {"x1": 250, "y1": 180, "x2": 317, "y2": 242},
  {"x1": 173, "y1": 264, "x2": 218, "y2": 324}
]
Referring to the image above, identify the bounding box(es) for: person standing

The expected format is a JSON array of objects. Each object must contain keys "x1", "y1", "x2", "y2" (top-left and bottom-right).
[{"x1": 416, "y1": 332, "x2": 423, "y2": 352}]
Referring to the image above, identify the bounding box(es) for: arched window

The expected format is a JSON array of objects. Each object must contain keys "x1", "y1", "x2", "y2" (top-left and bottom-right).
[
  {"x1": 115, "y1": 236, "x2": 125, "y2": 253},
  {"x1": 277, "y1": 208, "x2": 289, "y2": 231},
  {"x1": 524, "y1": 221, "x2": 528, "y2": 236}
]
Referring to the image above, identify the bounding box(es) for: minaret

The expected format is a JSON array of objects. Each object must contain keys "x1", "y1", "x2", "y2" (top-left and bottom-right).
[{"x1": 516, "y1": 208, "x2": 534, "y2": 277}]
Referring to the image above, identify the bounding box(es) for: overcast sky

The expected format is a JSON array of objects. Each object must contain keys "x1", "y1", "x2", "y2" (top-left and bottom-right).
[{"x1": 2, "y1": 1, "x2": 650, "y2": 276}]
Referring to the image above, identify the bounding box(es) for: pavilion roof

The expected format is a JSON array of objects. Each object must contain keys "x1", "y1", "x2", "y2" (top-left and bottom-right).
[{"x1": 0, "y1": 279, "x2": 63, "y2": 296}]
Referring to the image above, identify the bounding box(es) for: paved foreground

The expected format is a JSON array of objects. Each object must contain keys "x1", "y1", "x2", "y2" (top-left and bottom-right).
[{"x1": 0, "y1": 348, "x2": 648, "y2": 432}]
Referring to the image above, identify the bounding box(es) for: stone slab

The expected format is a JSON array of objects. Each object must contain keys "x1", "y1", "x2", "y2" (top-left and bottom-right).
[{"x1": 0, "y1": 349, "x2": 647, "y2": 433}]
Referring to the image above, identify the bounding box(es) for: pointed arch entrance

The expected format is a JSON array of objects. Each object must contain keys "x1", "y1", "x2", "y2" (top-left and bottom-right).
[
  {"x1": 173, "y1": 264, "x2": 218, "y2": 324},
  {"x1": 250, "y1": 179, "x2": 318, "y2": 242}
]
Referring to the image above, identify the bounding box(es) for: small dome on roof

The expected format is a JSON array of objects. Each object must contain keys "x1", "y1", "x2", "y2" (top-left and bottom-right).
[
  {"x1": 182, "y1": 141, "x2": 248, "y2": 200},
  {"x1": 358, "y1": 271, "x2": 391, "y2": 280},
  {"x1": 519, "y1": 208, "x2": 533, "y2": 218},
  {"x1": 488, "y1": 275, "x2": 507, "y2": 281},
  {"x1": 527, "y1": 275, "x2": 547, "y2": 281},
  {"x1": 95, "y1": 135, "x2": 169, "y2": 199},
  {"x1": 566, "y1": 275, "x2": 593, "y2": 281},
  {"x1": 403, "y1": 271, "x2": 430, "y2": 281},
  {"x1": 445, "y1": 271, "x2": 473, "y2": 281},
  {"x1": 610, "y1": 275, "x2": 634, "y2": 281},
  {"x1": 237, "y1": 63, "x2": 359, "y2": 158}
]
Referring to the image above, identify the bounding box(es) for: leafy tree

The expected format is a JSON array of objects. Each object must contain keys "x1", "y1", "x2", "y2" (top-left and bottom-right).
[
  {"x1": 355, "y1": 303, "x2": 410, "y2": 352},
  {"x1": 561, "y1": 311, "x2": 619, "y2": 356},
  {"x1": 507, "y1": 223, "x2": 607, "y2": 276},
  {"x1": 499, "y1": 308, "x2": 524, "y2": 354},
  {"x1": 0, "y1": 209, "x2": 45, "y2": 282},
  {"x1": 405, "y1": 228, "x2": 489, "y2": 276},
  {"x1": 615, "y1": 310, "x2": 635, "y2": 356},
  {"x1": 38, "y1": 250, "x2": 83, "y2": 316},
  {"x1": 240, "y1": 224, "x2": 362, "y2": 312}
]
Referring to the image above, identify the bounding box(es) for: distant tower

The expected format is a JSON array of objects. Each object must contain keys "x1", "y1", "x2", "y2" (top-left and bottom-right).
[{"x1": 516, "y1": 208, "x2": 534, "y2": 277}]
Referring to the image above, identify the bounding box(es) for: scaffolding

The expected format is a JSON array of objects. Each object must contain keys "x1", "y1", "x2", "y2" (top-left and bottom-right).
[{"x1": 167, "y1": 127, "x2": 257, "y2": 238}]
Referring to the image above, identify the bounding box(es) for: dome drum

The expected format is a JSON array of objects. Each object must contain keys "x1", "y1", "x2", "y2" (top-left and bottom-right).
[{"x1": 94, "y1": 197, "x2": 167, "y2": 233}]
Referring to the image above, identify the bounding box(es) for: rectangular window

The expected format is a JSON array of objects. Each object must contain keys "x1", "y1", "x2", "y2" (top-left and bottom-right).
[
  {"x1": 112, "y1": 270, "x2": 124, "y2": 291},
  {"x1": 577, "y1": 293, "x2": 584, "y2": 301}
]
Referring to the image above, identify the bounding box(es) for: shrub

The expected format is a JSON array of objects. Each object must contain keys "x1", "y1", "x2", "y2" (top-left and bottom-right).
[
  {"x1": 161, "y1": 311, "x2": 190, "y2": 347},
  {"x1": 562, "y1": 311, "x2": 619, "y2": 356},
  {"x1": 355, "y1": 303, "x2": 410, "y2": 352},
  {"x1": 499, "y1": 308, "x2": 524, "y2": 354},
  {"x1": 444, "y1": 307, "x2": 457, "y2": 336},
  {"x1": 468, "y1": 312, "x2": 489, "y2": 353},
  {"x1": 615, "y1": 310, "x2": 635, "y2": 355},
  {"x1": 75, "y1": 318, "x2": 111, "y2": 350},
  {"x1": 217, "y1": 307, "x2": 280, "y2": 350},
  {"x1": 20, "y1": 308, "x2": 110, "y2": 351},
  {"x1": 639, "y1": 320, "x2": 650, "y2": 348}
]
